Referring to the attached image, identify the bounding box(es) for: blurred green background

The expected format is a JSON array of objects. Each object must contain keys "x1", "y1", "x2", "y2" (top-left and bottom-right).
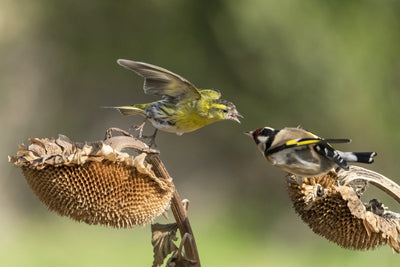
[{"x1": 2, "y1": 0, "x2": 400, "y2": 266}]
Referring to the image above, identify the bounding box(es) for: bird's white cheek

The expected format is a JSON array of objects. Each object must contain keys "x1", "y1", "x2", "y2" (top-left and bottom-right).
[
  {"x1": 256, "y1": 136, "x2": 269, "y2": 153},
  {"x1": 257, "y1": 142, "x2": 266, "y2": 153},
  {"x1": 257, "y1": 136, "x2": 269, "y2": 143}
]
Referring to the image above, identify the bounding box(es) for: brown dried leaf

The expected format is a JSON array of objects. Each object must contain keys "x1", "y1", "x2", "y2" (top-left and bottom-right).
[
  {"x1": 166, "y1": 254, "x2": 197, "y2": 267},
  {"x1": 166, "y1": 233, "x2": 197, "y2": 267},
  {"x1": 151, "y1": 223, "x2": 178, "y2": 267}
]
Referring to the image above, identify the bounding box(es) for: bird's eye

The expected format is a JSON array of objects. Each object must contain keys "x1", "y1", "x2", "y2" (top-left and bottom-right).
[{"x1": 222, "y1": 109, "x2": 228, "y2": 113}]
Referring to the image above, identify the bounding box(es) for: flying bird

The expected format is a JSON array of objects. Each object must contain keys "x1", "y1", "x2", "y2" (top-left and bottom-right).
[{"x1": 113, "y1": 59, "x2": 242, "y2": 146}]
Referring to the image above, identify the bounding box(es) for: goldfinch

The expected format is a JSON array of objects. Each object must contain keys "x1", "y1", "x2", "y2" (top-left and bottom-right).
[
  {"x1": 113, "y1": 59, "x2": 242, "y2": 145},
  {"x1": 246, "y1": 126, "x2": 377, "y2": 178}
]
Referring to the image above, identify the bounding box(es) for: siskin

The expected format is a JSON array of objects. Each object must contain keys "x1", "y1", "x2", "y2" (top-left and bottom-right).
[
  {"x1": 113, "y1": 59, "x2": 242, "y2": 145},
  {"x1": 246, "y1": 126, "x2": 377, "y2": 179}
]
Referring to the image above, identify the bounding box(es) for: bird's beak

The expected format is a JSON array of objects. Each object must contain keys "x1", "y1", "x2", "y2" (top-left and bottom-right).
[
  {"x1": 229, "y1": 112, "x2": 243, "y2": 124},
  {"x1": 244, "y1": 131, "x2": 253, "y2": 137}
]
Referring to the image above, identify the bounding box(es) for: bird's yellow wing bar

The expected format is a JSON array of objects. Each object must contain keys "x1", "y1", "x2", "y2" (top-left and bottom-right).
[
  {"x1": 286, "y1": 137, "x2": 350, "y2": 147},
  {"x1": 286, "y1": 138, "x2": 322, "y2": 147},
  {"x1": 117, "y1": 59, "x2": 201, "y2": 101},
  {"x1": 265, "y1": 137, "x2": 350, "y2": 156}
]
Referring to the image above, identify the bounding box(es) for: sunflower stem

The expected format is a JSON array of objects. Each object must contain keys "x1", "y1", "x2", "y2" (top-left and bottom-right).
[{"x1": 148, "y1": 154, "x2": 201, "y2": 266}]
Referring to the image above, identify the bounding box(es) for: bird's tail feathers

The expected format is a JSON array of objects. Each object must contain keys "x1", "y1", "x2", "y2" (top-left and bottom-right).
[
  {"x1": 112, "y1": 105, "x2": 147, "y2": 117},
  {"x1": 340, "y1": 152, "x2": 377, "y2": 164}
]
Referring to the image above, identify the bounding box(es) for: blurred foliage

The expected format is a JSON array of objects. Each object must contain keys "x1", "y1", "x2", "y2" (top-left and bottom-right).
[
  {"x1": 1, "y1": 217, "x2": 399, "y2": 267},
  {"x1": 2, "y1": 0, "x2": 400, "y2": 266}
]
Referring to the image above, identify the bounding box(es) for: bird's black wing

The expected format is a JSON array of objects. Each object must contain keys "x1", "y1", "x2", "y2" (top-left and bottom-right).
[
  {"x1": 313, "y1": 142, "x2": 350, "y2": 170},
  {"x1": 266, "y1": 137, "x2": 326, "y2": 155},
  {"x1": 266, "y1": 137, "x2": 350, "y2": 170}
]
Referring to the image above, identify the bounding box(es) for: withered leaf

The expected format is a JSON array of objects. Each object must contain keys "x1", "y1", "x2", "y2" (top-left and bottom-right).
[
  {"x1": 166, "y1": 233, "x2": 198, "y2": 267},
  {"x1": 151, "y1": 223, "x2": 178, "y2": 267},
  {"x1": 166, "y1": 254, "x2": 197, "y2": 267}
]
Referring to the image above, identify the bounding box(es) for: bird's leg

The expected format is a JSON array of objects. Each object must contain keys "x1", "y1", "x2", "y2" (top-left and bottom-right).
[
  {"x1": 131, "y1": 118, "x2": 148, "y2": 138},
  {"x1": 142, "y1": 128, "x2": 158, "y2": 148},
  {"x1": 129, "y1": 118, "x2": 158, "y2": 147}
]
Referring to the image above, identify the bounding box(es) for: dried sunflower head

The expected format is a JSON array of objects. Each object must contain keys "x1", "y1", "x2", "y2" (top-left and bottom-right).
[
  {"x1": 9, "y1": 134, "x2": 175, "y2": 228},
  {"x1": 287, "y1": 166, "x2": 400, "y2": 253}
]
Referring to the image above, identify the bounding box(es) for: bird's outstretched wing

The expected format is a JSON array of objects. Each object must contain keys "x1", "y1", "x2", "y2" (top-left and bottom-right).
[{"x1": 117, "y1": 59, "x2": 201, "y2": 101}]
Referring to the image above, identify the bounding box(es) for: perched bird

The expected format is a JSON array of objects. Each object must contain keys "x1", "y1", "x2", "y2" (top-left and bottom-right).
[
  {"x1": 245, "y1": 126, "x2": 377, "y2": 178},
  {"x1": 113, "y1": 59, "x2": 242, "y2": 145}
]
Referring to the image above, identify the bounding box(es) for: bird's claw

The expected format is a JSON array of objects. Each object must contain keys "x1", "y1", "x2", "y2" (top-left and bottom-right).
[
  {"x1": 142, "y1": 129, "x2": 158, "y2": 148},
  {"x1": 130, "y1": 120, "x2": 147, "y2": 138},
  {"x1": 127, "y1": 119, "x2": 159, "y2": 148}
]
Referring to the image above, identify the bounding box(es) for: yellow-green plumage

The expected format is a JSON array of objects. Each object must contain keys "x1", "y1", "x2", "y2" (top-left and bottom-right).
[{"x1": 114, "y1": 60, "x2": 241, "y2": 136}]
